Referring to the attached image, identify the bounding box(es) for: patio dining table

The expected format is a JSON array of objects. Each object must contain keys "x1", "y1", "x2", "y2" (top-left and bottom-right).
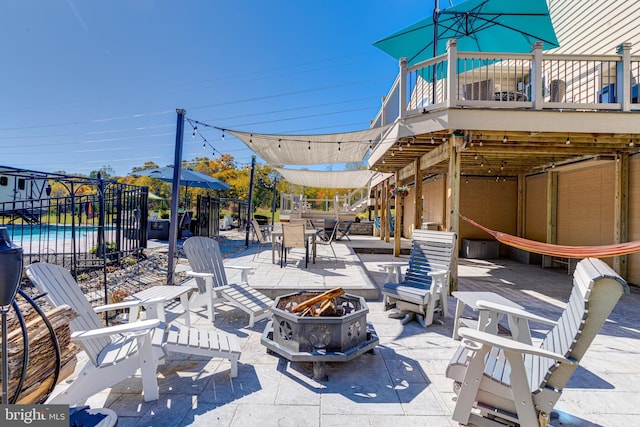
[{"x1": 270, "y1": 225, "x2": 318, "y2": 264}]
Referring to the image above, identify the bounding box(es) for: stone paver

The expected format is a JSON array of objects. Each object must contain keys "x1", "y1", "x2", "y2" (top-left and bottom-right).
[{"x1": 68, "y1": 234, "x2": 640, "y2": 426}]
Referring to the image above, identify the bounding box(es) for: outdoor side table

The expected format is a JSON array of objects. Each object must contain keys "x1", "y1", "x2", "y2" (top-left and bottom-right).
[
  {"x1": 377, "y1": 261, "x2": 407, "y2": 283},
  {"x1": 128, "y1": 283, "x2": 197, "y2": 327},
  {"x1": 452, "y1": 291, "x2": 524, "y2": 340}
]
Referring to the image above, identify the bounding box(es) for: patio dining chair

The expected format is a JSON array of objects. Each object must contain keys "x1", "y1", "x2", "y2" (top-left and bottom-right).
[
  {"x1": 251, "y1": 218, "x2": 276, "y2": 261},
  {"x1": 318, "y1": 219, "x2": 337, "y2": 241},
  {"x1": 280, "y1": 222, "x2": 309, "y2": 268},
  {"x1": 336, "y1": 220, "x2": 353, "y2": 241},
  {"x1": 315, "y1": 219, "x2": 338, "y2": 259}
]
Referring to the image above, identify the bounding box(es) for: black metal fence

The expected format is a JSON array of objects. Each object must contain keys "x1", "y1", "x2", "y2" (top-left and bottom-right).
[
  {"x1": 0, "y1": 168, "x2": 148, "y2": 277},
  {"x1": 219, "y1": 198, "x2": 248, "y2": 231},
  {"x1": 195, "y1": 195, "x2": 220, "y2": 238}
]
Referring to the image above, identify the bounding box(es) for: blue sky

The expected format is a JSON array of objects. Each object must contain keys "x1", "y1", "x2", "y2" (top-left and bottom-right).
[{"x1": 0, "y1": 0, "x2": 443, "y2": 177}]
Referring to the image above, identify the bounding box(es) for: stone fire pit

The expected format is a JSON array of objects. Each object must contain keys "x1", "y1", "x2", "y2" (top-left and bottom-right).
[{"x1": 261, "y1": 290, "x2": 379, "y2": 380}]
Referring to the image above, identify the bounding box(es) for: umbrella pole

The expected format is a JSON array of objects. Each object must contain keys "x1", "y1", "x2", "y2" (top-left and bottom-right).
[{"x1": 432, "y1": 0, "x2": 440, "y2": 105}]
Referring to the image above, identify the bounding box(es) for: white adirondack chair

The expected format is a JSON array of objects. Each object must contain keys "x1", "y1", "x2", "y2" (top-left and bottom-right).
[
  {"x1": 446, "y1": 258, "x2": 629, "y2": 427},
  {"x1": 26, "y1": 262, "x2": 243, "y2": 405},
  {"x1": 183, "y1": 237, "x2": 274, "y2": 327},
  {"x1": 381, "y1": 229, "x2": 457, "y2": 327},
  {"x1": 26, "y1": 262, "x2": 162, "y2": 404}
]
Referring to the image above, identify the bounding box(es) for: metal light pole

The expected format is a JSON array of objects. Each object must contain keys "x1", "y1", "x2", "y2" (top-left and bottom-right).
[
  {"x1": 270, "y1": 172, "x2": 279, "y2": 227},
  {"x1": 245, "y1": 156, "x2": 256, "y2": 246}
]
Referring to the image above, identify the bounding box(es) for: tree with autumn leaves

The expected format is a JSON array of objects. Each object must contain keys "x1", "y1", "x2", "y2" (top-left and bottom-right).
[{"x1": 64, "y1": 153, "x2": 363, "y2": 214}]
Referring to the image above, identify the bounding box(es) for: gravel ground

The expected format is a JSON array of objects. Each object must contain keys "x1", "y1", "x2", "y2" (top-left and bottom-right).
[{"x1": 19, "y1": 233, "x2": 249, "y2": 314}]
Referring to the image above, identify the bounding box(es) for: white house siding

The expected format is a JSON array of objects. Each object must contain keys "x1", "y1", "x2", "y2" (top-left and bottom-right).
[{"x1": 548, "y1": 0, "x2": 640, "y2": 55}]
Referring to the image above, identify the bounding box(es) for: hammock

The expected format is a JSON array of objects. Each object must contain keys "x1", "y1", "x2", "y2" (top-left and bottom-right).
[{"x1": 461, "y1": 215, "x2": 640, "y2": 258}]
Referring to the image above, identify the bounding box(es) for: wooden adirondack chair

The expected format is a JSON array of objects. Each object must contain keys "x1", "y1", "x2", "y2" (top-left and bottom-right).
[
  {"x1": 446, "y1": 258, "x2": 629, "y2": 427},
  {"x1": 183, "y1": 237, "x2": 274, "y2": 327},
  {"x1": 381, "y1": 229, "x2": 457, "y2": 327},
  {"x1": 26, "y1": 262, "x2": 243, "y2": 405}
]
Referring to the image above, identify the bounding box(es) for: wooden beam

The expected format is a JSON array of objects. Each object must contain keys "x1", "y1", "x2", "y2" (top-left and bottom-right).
[
  {"x1": 383, "y1": 179, "x2": 390, "y2": 243},
  {"x1": 447, "y1": 137, "x2": 461, "y2": 291},
  {"x1": 420, "y1": 142, "x2": 450, "y2": 170},
  {"x1": 517, "y1": 174, "x2": 526, "y2": 237},
  {"x1": 613, "y1": 153, "x2": 629, "y2": 277},
  {"x1": 394, "y1": 171, "x2": 401, "y2": 257},
  {"x1": 546, "y1": 172, "x2": 558, "y2": 245},
  {"x1": 414, "y1": 158, "x2": 423, "y2": 231}
]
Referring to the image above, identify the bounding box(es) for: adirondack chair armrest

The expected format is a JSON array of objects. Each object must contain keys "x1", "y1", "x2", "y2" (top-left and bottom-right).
[
  {"x1": 475, "y1": 300, "x2": 557, "y2": 326},
  {"x1": 427, "y1": 269, "x2": 449, "y2": 279},
  {"x1": 186, "y1": 271, "x2": 214, "y2": 279},
  {"x1": 458, "y1": 327, "x2": 576, "y2": 364},
  {"x1": 93, "y1": 298, "x2": 165, "y2": 314},
  {"x1": 70, "y1": 319, "x2": 161, "y2": 341},
  {"x1": 226, "y1": 265, "x2": 256, "y2": 283}
]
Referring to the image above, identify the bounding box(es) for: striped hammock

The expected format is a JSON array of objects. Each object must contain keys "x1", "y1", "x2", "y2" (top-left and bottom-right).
[{"x1": 461, "y1": 215, "x2": 640, "y2": 258}]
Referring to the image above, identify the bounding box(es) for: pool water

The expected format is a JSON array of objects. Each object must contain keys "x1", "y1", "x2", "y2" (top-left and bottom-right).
[{"x1": 3, "y1": 224, "x2": 103, "y2": 244}]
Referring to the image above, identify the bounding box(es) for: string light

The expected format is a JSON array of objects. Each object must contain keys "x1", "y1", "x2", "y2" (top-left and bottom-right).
[
  {"x1": 398, "y1": 142, "x2": 403, "y2": 152},
  {"x1": 278, "y1": 139, "x2": 281, "y2": 150},
  {"x1": 308, "y1": 141, "x2": 311, "y2": 150},
  {"x1": 565, "y1": 134, "x2": 571, "y2": 144},
  {"x1": 222, "y1": 131, "x2": 225, "y2": 141},
  {"x1": 503, "y1": 134, "x2": 508, "y2": 143},
  {"x1": 338, "y1": 141, "x2": 341, "y2": 151}
]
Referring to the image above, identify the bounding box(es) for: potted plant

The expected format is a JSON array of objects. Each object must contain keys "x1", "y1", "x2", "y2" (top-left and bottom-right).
[{"x1": 392, "y1": 186, "x2": 411, "y2": 198}]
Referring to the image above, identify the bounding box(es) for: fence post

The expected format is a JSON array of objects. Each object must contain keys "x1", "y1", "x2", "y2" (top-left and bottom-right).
[
  {"x1": 617, "y1": 42, "x2": 632, "y2": 112},
  {"x1": 531, "y1": 42, "x2": 544, "y2": 110},
  {"x1": 399, "y1": 58, "x2": 407, "y2": 120},
  {"x1": 447, "y1": 39, "x2": 458, "y2": 108}
]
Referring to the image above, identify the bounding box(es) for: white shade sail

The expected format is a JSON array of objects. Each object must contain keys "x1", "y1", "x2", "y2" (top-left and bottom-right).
[
  {"x1": 274, "y1": 168, "x2": 392, "y2": 189},
  {"x1": 226, "y1": 126, "x2": 391, "y2": 165}
]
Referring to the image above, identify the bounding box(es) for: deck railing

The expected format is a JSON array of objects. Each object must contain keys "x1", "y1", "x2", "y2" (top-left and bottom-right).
[
  {"x1": 279, "y1": 187, "x2": 369, "y2": 218},
  {"x1": 371, "y1": 40, "x2": 639, "y2": 131}
]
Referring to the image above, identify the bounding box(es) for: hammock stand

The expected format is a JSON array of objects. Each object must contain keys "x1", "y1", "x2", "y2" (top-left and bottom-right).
[{"x1": 460, "y1": 215, "x2": 640, "y2": 259}]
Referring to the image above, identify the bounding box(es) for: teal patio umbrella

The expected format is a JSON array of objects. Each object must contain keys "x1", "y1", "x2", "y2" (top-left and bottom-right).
[
  {"x1": 374, "y1": 0, "x2": 559, "y2": 66},
  {"x1": 133, "y1": 166, "x2": 230, "y2": 206}
]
